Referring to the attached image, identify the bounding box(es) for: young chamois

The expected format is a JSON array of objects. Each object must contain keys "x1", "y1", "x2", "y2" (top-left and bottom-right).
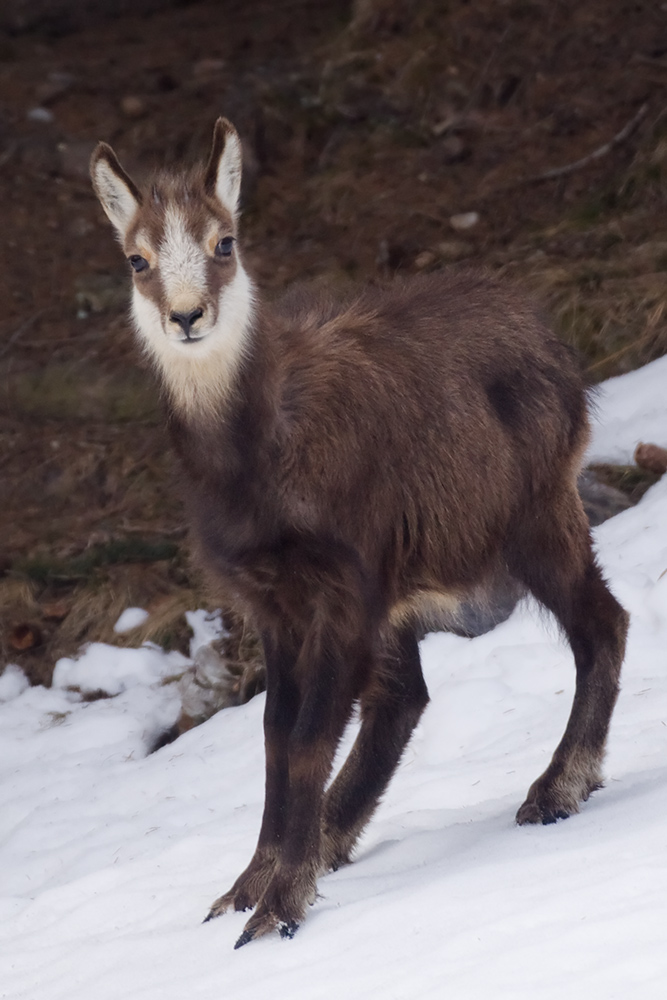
[{"x1": 91, "y1": 119, "x2": 628, "y2": 948}]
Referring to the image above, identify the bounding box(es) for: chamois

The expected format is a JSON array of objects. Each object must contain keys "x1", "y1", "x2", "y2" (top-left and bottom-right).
[{"x1": 91, "y1": 119, "x2": 628, "y2": 948}]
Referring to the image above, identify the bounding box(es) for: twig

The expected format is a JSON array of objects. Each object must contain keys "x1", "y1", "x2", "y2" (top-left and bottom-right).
[
  {"x1": 518, "y1": 103, "x2": 648, "y2": 186},
  {"x1": 0, "y1": 310, "x2": 47, "y2": 360}
]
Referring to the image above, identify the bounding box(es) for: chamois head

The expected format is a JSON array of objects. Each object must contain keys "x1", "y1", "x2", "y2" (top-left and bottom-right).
[{"x1": 91, "y1": 118, "x2": 254, "y2": 413}]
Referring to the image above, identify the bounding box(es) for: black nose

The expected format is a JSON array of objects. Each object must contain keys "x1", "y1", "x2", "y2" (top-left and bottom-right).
[{"x1": 170, "y1": 308, "x2": 204, "y2": 337}]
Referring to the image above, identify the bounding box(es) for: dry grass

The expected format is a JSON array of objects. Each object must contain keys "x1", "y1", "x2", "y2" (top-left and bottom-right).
[
  {"x1": 0, "y1": 559, "x2": 210, "y2": 686},
  {"x1": 525, "y1": 264, "x2": 667, "y2": 378},
  {"x1": 2, "y1": 0, "x2": 667, "y2": 720}
]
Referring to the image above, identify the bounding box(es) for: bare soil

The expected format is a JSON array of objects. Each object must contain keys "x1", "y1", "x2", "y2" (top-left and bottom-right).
[{"x1": 1, "y1": 0, "x2": 666, "y2": 682}]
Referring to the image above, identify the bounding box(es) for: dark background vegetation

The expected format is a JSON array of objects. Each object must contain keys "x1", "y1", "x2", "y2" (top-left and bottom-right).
[{"x1": 1, "y1": 0, "x2": 666, "y2": 684}]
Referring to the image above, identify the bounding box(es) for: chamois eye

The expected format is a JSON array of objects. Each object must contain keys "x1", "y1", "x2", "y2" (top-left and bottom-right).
[
  {"x1": 129, "y1": 254, "x2": 149, "y2": 272},
  {"x1": 214, "y1": 236, "x2": 234, "y2": 258}
]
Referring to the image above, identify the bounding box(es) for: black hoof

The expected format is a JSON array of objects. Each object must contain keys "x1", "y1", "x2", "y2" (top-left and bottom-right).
[
  {"x1": 234, "y1": 928, "x2": 255, "y2": 949},
  {"x1": 541, "y1": 809, "x2": 570, "y2": 825}
]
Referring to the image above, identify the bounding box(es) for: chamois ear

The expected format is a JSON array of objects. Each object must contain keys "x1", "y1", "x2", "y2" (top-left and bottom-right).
[
  {"x1": 90, "y1": 142, "x2": 142, "y2": 240},
  {"x1": 204, "y1": 117, "x2": 243, "y2": 215}
]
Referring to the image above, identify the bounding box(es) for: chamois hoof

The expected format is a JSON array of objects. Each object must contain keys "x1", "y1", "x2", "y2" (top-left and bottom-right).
[
  {"x1": 203, "y1": 897, "x2": 231, "y2": 923},
  {"x1": 516, "y1": 782, "x2": 578, "y2": 825},
  {"x1": 234, "y1": 907, "x2": 300, "y2": 948},
  {"x1": 515, "y1": 799, "x2": 572, "y2": 825},
  {"x1": 206, "y1": 848, "x2": 280, "y2": 922},
  {"x1": 234, "y1": 929, "x2": 255, "y2": 949},
  {"x1": 204, "y1": 890, "x2": 252, "y2": 923},
  {"x1": 516, "y1": 762, "x2": 604, "y2": 825}
]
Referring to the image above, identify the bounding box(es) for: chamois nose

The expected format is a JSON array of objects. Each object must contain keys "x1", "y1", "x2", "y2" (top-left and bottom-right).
[{"x1": 170, "y1": 308, "x2": 204, "y2": 337}]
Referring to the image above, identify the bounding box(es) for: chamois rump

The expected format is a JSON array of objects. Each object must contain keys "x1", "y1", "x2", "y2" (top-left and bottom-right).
[{"x1": 91, "y1": 119, "x2": 628, "y2": 948}]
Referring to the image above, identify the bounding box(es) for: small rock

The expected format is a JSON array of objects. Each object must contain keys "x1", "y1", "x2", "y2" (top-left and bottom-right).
[
  {"x1": 635, "y1": 442, "x2": 667, "y2": 475},
  {"x1": 414, "y1": 250, "x2": 436, "y2": 269},
  {"x1": 439, "y1": 134, "x2": 469, "y2": 164},
  {"x1": 120, "y1": 95, "x2": 147, "y2": 119},
  {"x1": 27, "y1": 106, "x2": 54, "y2": 123},
  {"x1": 9, "y1": 623, "x2": 42, "y2": 651},
  {"x1": 450, "y1": 211, "x2": 479, "y2": 231}
]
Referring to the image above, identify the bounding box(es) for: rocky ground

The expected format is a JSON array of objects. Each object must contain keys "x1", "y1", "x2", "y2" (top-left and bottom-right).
[{"x1": 1, "y1": 0, "x2": 666, "y2": 685}]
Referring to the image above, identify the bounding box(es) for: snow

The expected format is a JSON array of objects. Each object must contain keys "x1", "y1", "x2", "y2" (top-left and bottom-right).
[
  {"x1": 0, "y1": 663, "x2": 29, "y2": 703},
  {"x1": 185, "y1": 608, "x2": 225, "y2": 657},
  {"x1": 114, "y1": 607, "x2": 150, "y2": 633},
  {"x1": 586, "y1": 352, "x2": 667, "y2": 464},
  {"x1": 2, "y1": 359, "x2": 667, "y2": 999},
  {"x1": 52, "y1": 642, "x2": 189, "y2": 698}
]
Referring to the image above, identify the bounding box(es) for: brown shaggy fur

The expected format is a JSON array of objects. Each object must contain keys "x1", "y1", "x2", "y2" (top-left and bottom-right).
[
  {"x1": 92, "y1": 123, "x2": 628, "y2": 948},
  {"x1": 176, "y1": 271, "x2": 628, "y2": 940}
]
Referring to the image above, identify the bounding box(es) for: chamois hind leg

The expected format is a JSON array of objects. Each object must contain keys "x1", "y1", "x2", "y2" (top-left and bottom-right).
[
  {"x1": 320, "y1": 625, "x2": 429, "y2": 872},
  {"x1": 509, "y1": 489, "x2": 628, "y2": 825}
]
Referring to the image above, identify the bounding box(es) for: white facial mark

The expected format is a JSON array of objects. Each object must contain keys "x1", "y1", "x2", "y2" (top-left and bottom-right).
[{"x1": 160, "y1": 206, "x2": 209, "y2": 309}]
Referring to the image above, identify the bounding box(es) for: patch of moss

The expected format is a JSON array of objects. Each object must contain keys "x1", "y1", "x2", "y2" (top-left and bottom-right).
[
  {"x1": 6, "y1": 365, "x2": 159, "y2": 424},
  {"x1": 13, "y1": 538, "x2": 181, "y2": 584}
]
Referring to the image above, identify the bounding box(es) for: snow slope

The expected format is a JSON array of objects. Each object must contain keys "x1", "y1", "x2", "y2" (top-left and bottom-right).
[{"x1": 1, "y1": 358, "x2": 667, "y2": 999}]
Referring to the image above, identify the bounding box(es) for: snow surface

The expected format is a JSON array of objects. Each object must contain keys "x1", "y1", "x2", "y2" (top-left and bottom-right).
[
  {"x1": 586, "y1": 353, "x2": 667, "y2": 464},
  {"x1": 2, "y1": 360, "x2": 667, "y2": 999},
  {"x1": 114, "y1": 607, "x2": 150, "y2": 633}
]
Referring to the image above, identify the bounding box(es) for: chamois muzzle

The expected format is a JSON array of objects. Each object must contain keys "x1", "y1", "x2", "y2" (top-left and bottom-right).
[{"x1": 170, "y1": 308, "x2": 204, "y2": 339}]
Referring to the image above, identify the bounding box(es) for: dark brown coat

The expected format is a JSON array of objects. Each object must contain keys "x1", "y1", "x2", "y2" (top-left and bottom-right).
[
  {"x1": 91, "y1": 122, "x2": 628, "y2": 949},
  {"x1": 172, "y1": 271, "x2": 626, "y2": 944}
]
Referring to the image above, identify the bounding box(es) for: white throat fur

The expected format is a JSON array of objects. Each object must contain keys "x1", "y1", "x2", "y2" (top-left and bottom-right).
[{"x1": 131, "y1": 262, "x2": 255, "y2": 417}]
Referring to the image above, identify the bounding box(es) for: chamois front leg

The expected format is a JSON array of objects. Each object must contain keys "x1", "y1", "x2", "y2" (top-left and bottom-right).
[
  {"x1": 233, "y1": 620, "x2": 364, "y2": 947},
  {"x1": 206, "y1": 632, "x2": 299, "y2": 920}
]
